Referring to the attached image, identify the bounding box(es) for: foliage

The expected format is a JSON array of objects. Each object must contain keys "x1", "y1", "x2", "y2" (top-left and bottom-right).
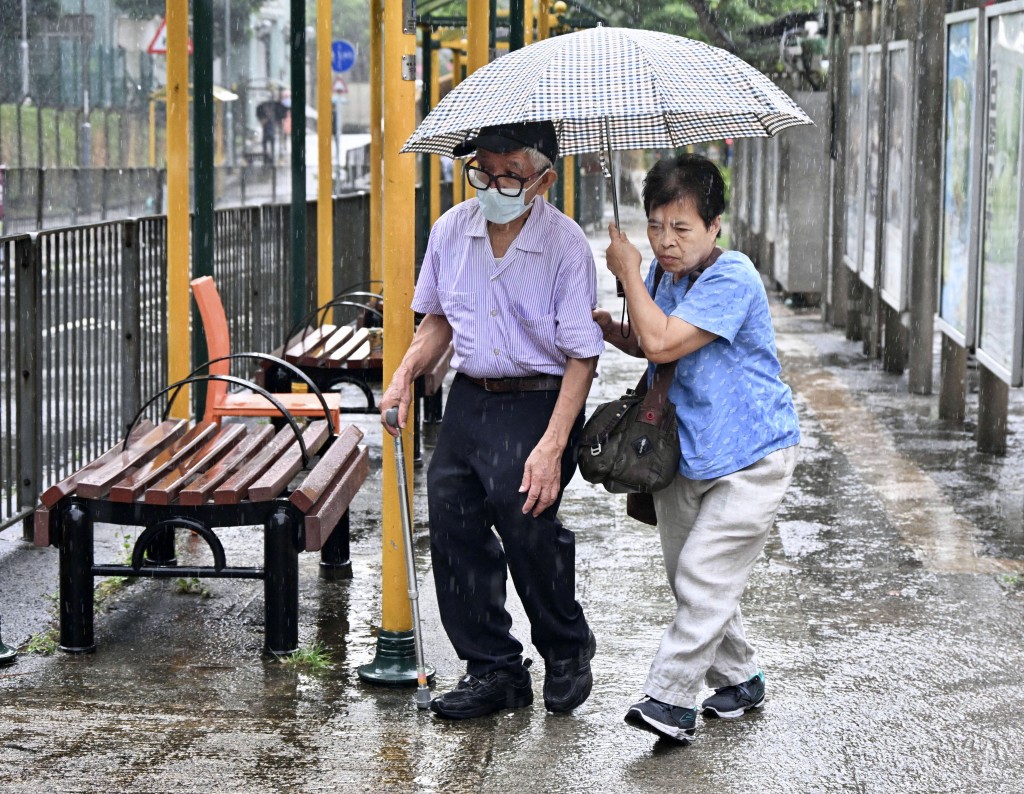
[{"x1": 571, "y1": 0, "x2": 821, "y2": 65}]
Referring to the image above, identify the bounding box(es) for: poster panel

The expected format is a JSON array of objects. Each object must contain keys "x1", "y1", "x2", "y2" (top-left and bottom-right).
[
  {"x1": 881, "y1": 42, "x2": 912, "y2": 310},
  {"x1": 861, "y1": 45, "x2": 883, "y2": 286},
  {"x1": 939, "y1": 12, "x2": 982, "y2": 344},
  {"x1": 844, "y1": 47, "x2": 865, "y2": 270},
  {"x1": 977, "y1": 6, "x2": 1024, "y2": 384}
]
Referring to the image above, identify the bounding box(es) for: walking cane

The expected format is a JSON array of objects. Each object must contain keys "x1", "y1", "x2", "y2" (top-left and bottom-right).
[{"x1": 385, "y1": 408, "x2": 432, "y2": 709}]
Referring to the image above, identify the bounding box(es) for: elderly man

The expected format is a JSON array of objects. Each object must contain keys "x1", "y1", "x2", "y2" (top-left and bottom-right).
[{"x1": 381, "y1": 121, "x2": 603, "y2": 719}]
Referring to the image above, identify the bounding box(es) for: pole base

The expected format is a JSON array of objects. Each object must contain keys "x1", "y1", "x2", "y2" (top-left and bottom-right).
[
  {"x1": 318, "y1": 560, "x2": 353, "y2": 580},
  {"x1": 0, "y1": 618, "x2": 17, "y2": 665},
  {"x1": 357, "y1": 629, "x2": 435, "y2": 687}
]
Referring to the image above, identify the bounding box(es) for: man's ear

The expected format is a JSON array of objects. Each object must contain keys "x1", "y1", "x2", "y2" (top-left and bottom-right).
[{"x1": 538, "y1": 168, "x2": 559, "y2": 195}]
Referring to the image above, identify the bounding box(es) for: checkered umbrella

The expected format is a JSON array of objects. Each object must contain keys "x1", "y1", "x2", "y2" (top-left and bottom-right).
[{"x1": 401, "y1": 26, "x2": 812, "y2": 159}]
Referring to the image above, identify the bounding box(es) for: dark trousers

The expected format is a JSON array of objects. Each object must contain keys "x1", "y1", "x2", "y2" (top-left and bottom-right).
[{"x1": 427, "y1": 375, "x2": 590, "y2": 677}]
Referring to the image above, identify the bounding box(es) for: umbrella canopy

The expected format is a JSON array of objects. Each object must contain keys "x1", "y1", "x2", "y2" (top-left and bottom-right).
[{"x1": 402, "y1": 26, "x2": 812, "y2": 159}]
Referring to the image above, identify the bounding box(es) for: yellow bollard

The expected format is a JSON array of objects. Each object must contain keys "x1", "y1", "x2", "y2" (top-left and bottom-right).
[
  {"x1": 165, "y1": 1, "x2": 190, "y2": 419},
  {"x1": 357, "y1": 0, "x2": 423, "y2": 687}
]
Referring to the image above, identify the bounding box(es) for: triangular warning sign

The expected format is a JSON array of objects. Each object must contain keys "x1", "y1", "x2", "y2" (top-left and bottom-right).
[{"x1": 147, "y1": 18, "x2": 194, "y2": 55}]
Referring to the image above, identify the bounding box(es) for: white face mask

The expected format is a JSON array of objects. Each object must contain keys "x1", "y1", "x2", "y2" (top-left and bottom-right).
[{"x1": 475, "y1": 171, "x2": 547, "y2": 225}]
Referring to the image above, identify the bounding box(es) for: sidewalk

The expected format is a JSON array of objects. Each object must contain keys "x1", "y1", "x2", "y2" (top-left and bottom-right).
[{"x1": 2, "y1": 204, "x2": 1024, "y2": 793}]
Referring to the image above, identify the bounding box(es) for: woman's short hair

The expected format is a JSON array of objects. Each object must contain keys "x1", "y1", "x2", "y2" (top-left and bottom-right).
[{"x1": 641, "y1": 154, "x2": 727, "y2": 230}]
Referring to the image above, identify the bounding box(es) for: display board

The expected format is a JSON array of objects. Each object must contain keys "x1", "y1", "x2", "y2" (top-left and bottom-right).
[
  {"x1": 977, "y1": 3, "x2": 1024, "y2": 385},
  {"x1": 861, "y1": 45, "x2": 883, "y2": 287},
  {"x1": 844, "y1": 47, "x2": 865, "y2": 271},
  {"x1": 881, "y1": 41, "x2": 913, "y2": 310},
  {"x1": 939, "y1": 10, "x2": 983, "y2": 345}
]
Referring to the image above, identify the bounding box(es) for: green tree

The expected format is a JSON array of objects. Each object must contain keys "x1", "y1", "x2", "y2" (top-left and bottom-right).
[{"x1": 590, "y1": 0, "x2": 820, "y2": 59}]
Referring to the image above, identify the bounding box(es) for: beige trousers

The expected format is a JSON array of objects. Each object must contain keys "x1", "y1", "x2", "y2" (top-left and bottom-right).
[{"x1": 645, "y1": 445, "x2": 798, "y2": 709}]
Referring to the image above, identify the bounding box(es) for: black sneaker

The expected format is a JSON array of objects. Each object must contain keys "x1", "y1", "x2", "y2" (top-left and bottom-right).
[
  {"x1": 429, "y1": 660, "x2": 534, "y2": 720},
  {"x1": 701, "y1": 671, "x2": 765, "y2": 718},
  {"x1": 543, "y1": 631, "x2": 597, "y2": 713},
  {"x1": 624, "y1": 697, "x2": 696, "y2": 744}
]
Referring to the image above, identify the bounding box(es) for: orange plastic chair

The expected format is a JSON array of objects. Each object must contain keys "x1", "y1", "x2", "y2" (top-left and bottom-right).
[{"x1": 190, "y1": 276, "x2": 343, "y2": 431}]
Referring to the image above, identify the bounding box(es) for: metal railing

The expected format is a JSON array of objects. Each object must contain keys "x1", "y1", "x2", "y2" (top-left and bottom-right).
[
  {"x1": 0, "y1": 163, "x2": 372, "y2": 236},
  {"x1": 0, "y1": 191, "x2": 371, "y2": 533}
]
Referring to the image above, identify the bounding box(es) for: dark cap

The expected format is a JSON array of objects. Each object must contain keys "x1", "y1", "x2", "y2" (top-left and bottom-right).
[{"x1": 453, "y1": 121, "x2": 558, "y2": 163}]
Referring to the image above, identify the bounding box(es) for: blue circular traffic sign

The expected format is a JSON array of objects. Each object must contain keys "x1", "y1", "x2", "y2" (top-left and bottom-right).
[{"x1": 332, "y1": 40, "x2": 356, "y2": 73}]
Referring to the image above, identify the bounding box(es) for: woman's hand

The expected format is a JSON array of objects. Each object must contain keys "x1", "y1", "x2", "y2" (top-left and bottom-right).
[{"x1": 606, "y1": 223, "x2": 643, "y2": 284}]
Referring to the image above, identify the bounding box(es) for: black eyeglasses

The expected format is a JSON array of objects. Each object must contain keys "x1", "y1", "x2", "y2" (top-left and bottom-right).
[{"x1": 465, "y1": 164, "x2": 548, "y2": 197}]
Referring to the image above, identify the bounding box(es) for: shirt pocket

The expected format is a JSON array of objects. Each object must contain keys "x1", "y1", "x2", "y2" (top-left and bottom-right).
[
  {"x1": 439, "y1": 289, "x2": 476, "y2": 357},
  {"x1": 506, "y1": 309, "x2": 559, "y2": 368}
]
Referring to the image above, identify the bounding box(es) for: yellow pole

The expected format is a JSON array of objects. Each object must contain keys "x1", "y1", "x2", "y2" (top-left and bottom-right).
[
  {"x1": 381, "y1": 0, "x2": 416, "y2": 634},
  {"x1": 216, "y1": 101, "x2": 224, "y2": 165},
  {"x1": 369, "y1": 0, "x2": 383, "y2": 285},
  {"x1": 148, "y1": 100, "x2": 155, "y2": 167},
  {"x1": 317, "y1": 0, "x2": 333, "y2": 308},
  {"x1": 525, "y1": 0, "x2": 535, "y2": 45},
  {"x1": 563, "y1": 154, "x2": 575, "y2": 221},
  {"x1": 467, "y1": 0, "x2": 489, "y2": 74},
  {"x1": 166, "y1": 1, "x2": 190, "y2": 418},
  {"x1": 539, "y1": 0, "x2": 550, "y2": 40},
  {"x1": 429, "y1": 33, "x2": 441, "y2": 224},
  {"x1": 450, "y1": 44, "x2": 465, "y2": 206}
]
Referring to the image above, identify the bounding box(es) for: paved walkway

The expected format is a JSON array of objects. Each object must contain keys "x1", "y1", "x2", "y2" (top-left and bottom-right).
[{"x1": 2, "y1": 205, "x2": 1023, "y2": 793}]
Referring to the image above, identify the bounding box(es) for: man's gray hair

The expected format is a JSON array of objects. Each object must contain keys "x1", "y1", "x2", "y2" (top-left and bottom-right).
[{"x1": 522, "y1": 145, "x2": 553, "y2": 173}]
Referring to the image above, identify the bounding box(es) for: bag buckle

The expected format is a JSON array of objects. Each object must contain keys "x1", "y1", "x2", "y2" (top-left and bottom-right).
[{"x1": 590, "y1": 443, "x2": 602, "y2": 455}]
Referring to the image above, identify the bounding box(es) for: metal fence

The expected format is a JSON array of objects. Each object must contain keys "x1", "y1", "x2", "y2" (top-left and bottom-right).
[
  {"x1": 0, "y1": 191, "x2": 371, "y2": 534},
  {"x1": 0, "y1": 164, "x2": 372, "y2": 237}
]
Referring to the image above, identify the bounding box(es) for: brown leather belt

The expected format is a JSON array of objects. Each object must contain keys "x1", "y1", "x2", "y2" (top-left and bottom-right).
[{"x1": 460, "y1": 373, "x2": 563, "y2": 393}]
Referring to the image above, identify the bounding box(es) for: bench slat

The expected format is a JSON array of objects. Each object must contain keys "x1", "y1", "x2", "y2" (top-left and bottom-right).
[
  {"x1": 75, "y1": 420, "x2": 189, "y2": 499},
  {"x1": 144, "y1": 424, "x2": 248, "y2": 505},
  {"x1": 246, "y1": 421, "x2": 332, "y2": 502},
  {"x1": 325, "y1": 327, "x2": 371, "y2": 367},
  {"x1": 178, "y1": 424, "x2": 276, "y2": 506},
  {"x1": 283, "y1": 325, "x2": 334, "y2": 361},
  {"x1": 39, "y1": 420, "x2": 157, "y2": 508},
  {"x1": 304, "y1": 446, "x2": 370, "y2": 551},
  {"x1": 288, "y1": 425, "x2": 364, "y2": 512},
  {"x1": 107, "y1": 423, "x2": 220, "y2": 503},
  {"x1": 213, "y1": 425, "x2": 308, "y2": 504},
  {"x1": 298, "y1": 325, "x2": 355, "y2": 366}
]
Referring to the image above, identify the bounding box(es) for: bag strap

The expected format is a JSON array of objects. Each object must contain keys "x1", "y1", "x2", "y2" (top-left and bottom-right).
[{"x1": 637, "y1": 246, "x2": 723, "y2": 415}]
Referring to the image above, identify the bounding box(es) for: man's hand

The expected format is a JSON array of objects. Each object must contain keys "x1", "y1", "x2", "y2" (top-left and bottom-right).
[
  {"x1": 519, "y1": 438, "x2": 563, "y2": 517},
  {"x1": 380, "y1": 369, "x2": 413, "y2": 438}
]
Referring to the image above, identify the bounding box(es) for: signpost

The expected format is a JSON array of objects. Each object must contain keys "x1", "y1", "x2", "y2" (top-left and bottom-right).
[
  {"x1": 331, "y1": 40, "x2": 357, "y2": 73},
  {"x1": 331, "y1": 41, "x2": 356, "y2": 173}
]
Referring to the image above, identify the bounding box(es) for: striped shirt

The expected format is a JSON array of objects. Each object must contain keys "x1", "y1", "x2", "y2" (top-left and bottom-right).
[{"x1": 412, "y1": 196, "x2": 605, "y2": 378}]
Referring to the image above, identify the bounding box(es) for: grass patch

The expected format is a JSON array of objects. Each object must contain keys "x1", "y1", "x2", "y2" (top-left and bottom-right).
[
  {"x1": 23, "y1": 627, "x2": 59, "y2": 656},
  {"x1": 999, "y1": 573, "x2": 1024, "y2": 590},
  {"x1": 173, "y1": 576, "x2": 212, "y2": 598},
  {"x1": 272, "y1": 641, "x2": 334, "y2": 672}
]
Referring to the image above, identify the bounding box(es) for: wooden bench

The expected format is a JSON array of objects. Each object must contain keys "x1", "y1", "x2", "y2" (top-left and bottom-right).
[{"x1": 33, "y1": 418, "x2": 369, "y2": 657}]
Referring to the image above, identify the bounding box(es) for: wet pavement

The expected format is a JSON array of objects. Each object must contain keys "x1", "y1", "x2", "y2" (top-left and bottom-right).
[{"x1": 3, "y1": 205, "x2": 1024, "y2": 793}]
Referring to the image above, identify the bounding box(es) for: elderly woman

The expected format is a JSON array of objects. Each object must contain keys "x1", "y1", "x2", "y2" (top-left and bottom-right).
[{"x1": 594, "y1": 154, "x2": 800, "y2": 744}]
